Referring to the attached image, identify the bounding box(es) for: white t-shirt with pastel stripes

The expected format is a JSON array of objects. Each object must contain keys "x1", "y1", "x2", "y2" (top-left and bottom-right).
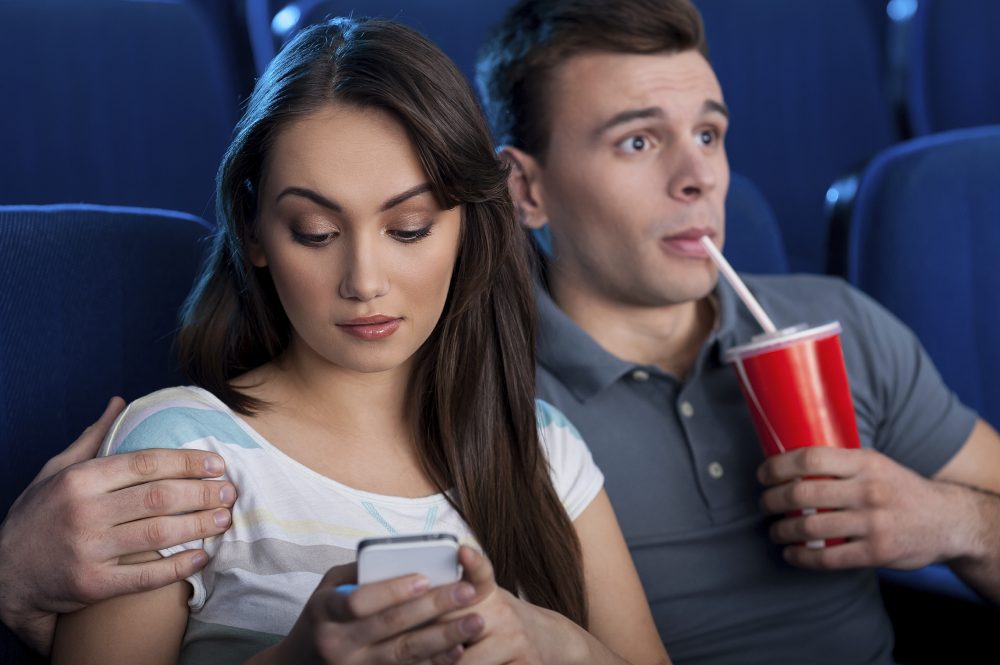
[{"x1": 99, "y1": 386, "x2": 603, "y2": 664}]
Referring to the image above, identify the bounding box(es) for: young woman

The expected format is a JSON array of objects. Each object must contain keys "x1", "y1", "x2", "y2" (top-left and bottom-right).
[{"x1": 51, "y1": 18, "x2": 669, "y2": 665}]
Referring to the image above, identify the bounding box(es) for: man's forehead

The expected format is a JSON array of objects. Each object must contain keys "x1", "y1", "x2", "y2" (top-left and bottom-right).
[{"x1": 549, "y1": 49, "x2": 723, "y2": 112}]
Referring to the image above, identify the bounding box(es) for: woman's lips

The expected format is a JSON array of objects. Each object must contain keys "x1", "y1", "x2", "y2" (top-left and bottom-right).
[{"x1": 336, "y1": 317, "x2": 402, "y2": 340}]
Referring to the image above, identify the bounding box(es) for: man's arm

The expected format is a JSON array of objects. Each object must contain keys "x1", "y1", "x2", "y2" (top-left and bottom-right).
[
  {"x1": 0, "y1": 397, "x2": 237, "y2": 655},
  {"x1": 757, "y1": 418, "x2": 1000, "y2": 603}
]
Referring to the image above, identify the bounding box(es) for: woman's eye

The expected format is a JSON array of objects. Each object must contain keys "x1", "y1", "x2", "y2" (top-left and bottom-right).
[
  {"x1": 389, "y1": 225, "x2": 433, "y2": 243},
  {"x1": 291, "y1": 230, "x2": 336, "y2": 246},
  {"x1": 617, "y1": 134, "x2": 653, "y2": 154}
]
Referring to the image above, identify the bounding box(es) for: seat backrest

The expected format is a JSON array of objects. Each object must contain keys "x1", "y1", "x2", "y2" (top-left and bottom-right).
[
  {"x1": 0, "y1": 0, "x2": 241, "y2": 221},
  {"x1": 906, "y1": 0, "x2": 1000, "y2": 135},
  {"x1": 846, "y1": 125, "x2": 1000, "y2": 427},
  {"x1": 696, "y1": 0, "x2": 900, "y2": 273},
  {"x1": 725, "y1": 173, "x2": 789, "y2": 275},
  {"x1": 246, "y1": 0, "x2": 514, "y2": 83},
  {"x1": 0, "y1": 204, "x2": 211, "y2": 518}
]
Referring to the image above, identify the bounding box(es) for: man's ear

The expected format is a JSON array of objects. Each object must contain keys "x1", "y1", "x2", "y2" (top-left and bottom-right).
[{"x1": 500, "y1": 145, "x2": 548, "y2": 230}]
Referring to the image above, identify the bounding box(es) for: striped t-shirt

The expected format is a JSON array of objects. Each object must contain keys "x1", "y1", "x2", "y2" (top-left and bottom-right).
[{"x1": 99, "y1": 386, "x2": 603, "y2": 664}]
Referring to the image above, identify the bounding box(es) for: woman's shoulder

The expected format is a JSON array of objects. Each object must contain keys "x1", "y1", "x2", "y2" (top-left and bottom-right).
[
  {"x1": 98, "y1": 386, "x2": 260, "y2": 457},
  {"x1": 534, "y1": 399, "x2": 604, "y2": 520}
]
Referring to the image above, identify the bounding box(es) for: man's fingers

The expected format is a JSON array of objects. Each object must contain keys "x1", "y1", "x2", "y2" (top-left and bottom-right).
[
  {"x1": 369, "y1": 615, "x2": 482, "y2": 665},
  {"x1": 104, "y1": 478, "x2": 237, "y2": 524},
  {"x1": 757, "y1": 446, "x2": 864, "y2": 485},
  {"x1": 101, "y1": 508, "x2": 232, "y2": 558},
  {"x1": 769, "y1": 509, "x2": 862, "y2": 545},
  {"x1": 32, "y1": 397, "x2": 126, "y2": 485},
  {"x1": 782, "y1": 540, "x2": 875, "y2": 570},
  {"x1": 102, "y1": 549, "x2": 211, "y2": 598},
  {"x1": 78, "y1": 448, "x2": 226, "y2": 494},
  {"x1": 760, "y1": 478, "x2": 856, "y2": 514}
]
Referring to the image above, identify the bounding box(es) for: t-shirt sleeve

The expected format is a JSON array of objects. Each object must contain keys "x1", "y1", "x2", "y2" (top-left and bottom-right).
[
  {"x1": 98, "y1": 387, "x2": 233, "y2": 610},
  {"x1": 841, "y1": 284, "x2": 977, "y2": 477},
  {"x1": 535, "y1": 399, "x2": 605, "y2": 520}
]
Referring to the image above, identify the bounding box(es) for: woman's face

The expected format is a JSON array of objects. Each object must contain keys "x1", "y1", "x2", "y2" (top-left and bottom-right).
[{"x1": 250, "y1": 103, "x2": 462, "y2": 376}]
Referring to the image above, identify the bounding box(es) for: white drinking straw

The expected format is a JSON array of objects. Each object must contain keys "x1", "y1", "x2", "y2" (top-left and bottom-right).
[{"x1": 700, "y1": 236, "x2": 777, "y2": 334}]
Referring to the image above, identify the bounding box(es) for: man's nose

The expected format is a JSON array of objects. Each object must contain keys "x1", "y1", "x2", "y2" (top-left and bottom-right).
[
  {"x1": 338, "y1": 234, "x2": 389, "y2": 302},
  {"x1": 666, "y1": 138, "x2": 719, "y2": 202}
]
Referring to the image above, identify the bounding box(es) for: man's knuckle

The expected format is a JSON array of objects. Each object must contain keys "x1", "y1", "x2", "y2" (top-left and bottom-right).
[
  {"x1": 143, "y1": 484, "x2": 168, "y2": 512},
  {"x1": 201, "y1": 483, "x2": 216, "y2": 509},
  {"x1": 863, "y1": 481, "x2": 887, "y2": 506},
  {"x1": 380, "y1": 605, "x2": 408, "y2": 634},
  {"x1": 129, "y1": 451, "x2": 160, "y2": 477},
  {"x1": 801, "y1": 447, "x2": 824, "y2": 469},
  {"x1": 392, "y1": 632, "x2": 421, "y2": 664},
  {"x1": 143, "y1": 518, "x2": 166, "y2": 547}
]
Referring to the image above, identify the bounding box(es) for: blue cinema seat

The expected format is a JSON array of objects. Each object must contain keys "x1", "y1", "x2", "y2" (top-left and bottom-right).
[
  {"x1": 695, "y1": 0, "x2": 901, "y2": 273},
  {"x1": 0, "y1": 0, "x2": 242, "y2": 220},
  {"x1": 0, "y1": 204, "x2": 211, "y2": 517},
  {"x1": 245, "y1": 0, "x2": 514, "y2": 82},
  {"x1": 724, "y1": 173, "x2": 789, "y2": 275},
  {"x1": 846, "y1": 126, "x2": 1000, "y2": 662},
  {"x1": 905, "y1": 0, "x2": 1000, "y2": 136}
]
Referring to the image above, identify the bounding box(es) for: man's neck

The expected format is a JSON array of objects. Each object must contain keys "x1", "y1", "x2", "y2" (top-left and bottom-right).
[{"x1": 550, "y1": 275, "x2": 717, "y2": 378}]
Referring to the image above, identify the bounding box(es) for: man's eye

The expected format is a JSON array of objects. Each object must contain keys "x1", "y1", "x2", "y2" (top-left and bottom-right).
[
  {"x1": 618, "y1": 134, "x2": 652, "y2": 154},
  {"x1": 698, "y1": 129, "x2": 719, "y2": 146}
]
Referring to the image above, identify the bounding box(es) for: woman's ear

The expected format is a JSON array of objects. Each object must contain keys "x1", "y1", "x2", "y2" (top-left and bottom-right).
[
  {"x1": 500, "y1": 146, "x2": 549, "y2": 230},
  {"x1": 246, "y1": 223, "x2": 268, "y2": 268}
]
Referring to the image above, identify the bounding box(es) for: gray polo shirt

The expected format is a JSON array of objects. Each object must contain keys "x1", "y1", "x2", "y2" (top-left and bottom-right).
[{"x1": 535, "y1": 273, "x2": 976, "y2": 665}]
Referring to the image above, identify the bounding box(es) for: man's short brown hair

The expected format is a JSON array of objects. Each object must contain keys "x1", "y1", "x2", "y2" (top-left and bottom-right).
[{"x1": 477, "y1": 0, "x2": 708, "y2": 160}]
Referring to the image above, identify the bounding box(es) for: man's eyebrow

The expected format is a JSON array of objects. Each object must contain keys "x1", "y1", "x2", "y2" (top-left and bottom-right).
[
  {"x1": 703, "y1": 99, "x2": 730, "y2": 119},
  {"x1": 273, "y1": 183, "x2": 433, "y2": 212},
  {"x1": 592, "y1": 107, "x2": 664, "y2": 139}
]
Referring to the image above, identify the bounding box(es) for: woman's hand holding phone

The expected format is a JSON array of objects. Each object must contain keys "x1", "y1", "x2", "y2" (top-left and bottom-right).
[
  {"x1": 433, "y1": 546, "x2": 590, "y2": 665},
  {"x1": 246, "y1": 561, "x2": 483, "y2": 665}
]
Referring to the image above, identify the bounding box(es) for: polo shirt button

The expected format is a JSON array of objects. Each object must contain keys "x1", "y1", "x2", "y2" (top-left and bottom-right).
[
  {"x1": 708, "y1": 461, "x2": 724, "y2": 479},
  {"x1": 631, "y1": 369, "x2": 650, "y2": 381},
  {"x1": 679, "y1": 401, "x2": 695, "y2": 418}
]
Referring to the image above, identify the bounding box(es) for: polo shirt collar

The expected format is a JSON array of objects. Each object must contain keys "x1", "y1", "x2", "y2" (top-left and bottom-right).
[{"x1": 535, "y1": 275, "x2": 746, "y2": 402}]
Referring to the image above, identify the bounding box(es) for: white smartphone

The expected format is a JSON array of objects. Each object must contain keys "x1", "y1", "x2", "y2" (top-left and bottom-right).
[{"x1": 356, "y1": 533, "x2": 461, "y2": 587}]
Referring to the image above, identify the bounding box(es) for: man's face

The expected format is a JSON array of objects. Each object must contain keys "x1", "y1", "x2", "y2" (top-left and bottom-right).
[{"x1": 528, "y1": 49, "x2": 729, "y2": 309}]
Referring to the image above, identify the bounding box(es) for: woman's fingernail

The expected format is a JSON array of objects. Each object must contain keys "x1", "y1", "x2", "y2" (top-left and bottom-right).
[
  {"x1": 453, "y1": 583, "x2": 475, "y2": 603},
  {"x1": 460, "y1": 613, "x2": 484, "y2": 636}
]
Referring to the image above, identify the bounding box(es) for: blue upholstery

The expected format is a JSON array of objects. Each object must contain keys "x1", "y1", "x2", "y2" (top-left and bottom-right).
[
  {"x1": 245, "y1": 0, "x2": 514, "y2": 82},
  {"x1": 847, "y1": 126, "x2": 1000, "y2": 606},
  {"x1": 696, "y1": 0, "x2": 900, "y2": 273},
  {"x1": 906, "y1": 0, "x2": 1000, "y2": 135},
  {"x1": 0, "y1": 204, "x2": 211, "y2": 518},
  {"x1": 0, "y1": 1, "x2": 240, "y2": 221},
  {"x1": 724, "y1": 173, "x2": 789, "y2": 275},
  {"x1": 847, "y1": 126, "x2": 1000, "y2": 426}
]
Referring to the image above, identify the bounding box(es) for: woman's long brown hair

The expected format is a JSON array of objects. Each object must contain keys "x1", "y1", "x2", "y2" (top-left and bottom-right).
[{"x1": 177, "y1": 18, "x2": 586, "y2": 626}]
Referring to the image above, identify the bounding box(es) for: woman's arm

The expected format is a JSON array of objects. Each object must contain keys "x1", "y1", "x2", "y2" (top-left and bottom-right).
[
  {"x1": 574, "y1": 489, "x2": 670, "y2": 664},
  {"x1": 453, "y1": 490, "x2": 670, "y2": 665},
  {"x1": 50, "y1": 551, "x2": 190, "y2": 665}
]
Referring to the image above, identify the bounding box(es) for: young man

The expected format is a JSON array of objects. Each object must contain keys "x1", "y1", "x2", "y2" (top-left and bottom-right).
[{"x1": 477, "y1": 0, "x2": 1000, "y2": 663}]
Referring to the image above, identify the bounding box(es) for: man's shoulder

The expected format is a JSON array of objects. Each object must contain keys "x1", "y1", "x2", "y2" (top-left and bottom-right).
[{"x1": 740, "y1": 273, "x2": 881, "y2": 326}]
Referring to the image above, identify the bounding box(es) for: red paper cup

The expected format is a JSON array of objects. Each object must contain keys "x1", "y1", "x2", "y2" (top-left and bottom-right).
[{"x1": 725, "y1": 322, "x2": 861, "y2": 548}]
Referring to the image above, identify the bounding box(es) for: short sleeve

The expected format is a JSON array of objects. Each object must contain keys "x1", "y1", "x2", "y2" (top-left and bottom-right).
[
  {"x1": 535, "y1": 399, "x2": 605, "y2": 519},
  {"x1": 99, "y1": 386, "x2": 236, "y2": 610},
  {"x1": 840, "y1": 285, "x2": 977, "y2": 477}
]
